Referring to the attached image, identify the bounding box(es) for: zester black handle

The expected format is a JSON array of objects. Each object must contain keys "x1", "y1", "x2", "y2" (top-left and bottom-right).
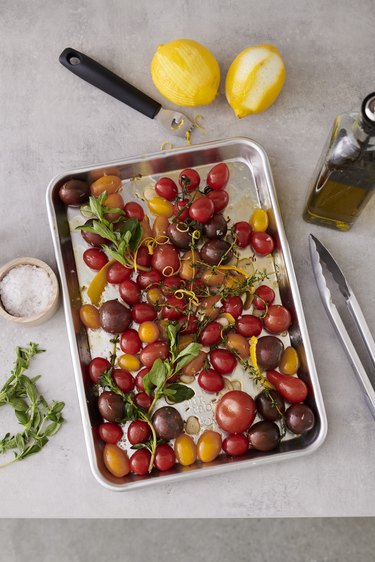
[{"x1": 59, "y1": 48, "x2": 161, "y2": 119}]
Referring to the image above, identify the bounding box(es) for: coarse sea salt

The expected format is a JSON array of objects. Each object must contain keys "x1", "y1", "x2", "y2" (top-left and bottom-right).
[{"x1": 0, "y1": 265, "x2": 53, "y2": 317}]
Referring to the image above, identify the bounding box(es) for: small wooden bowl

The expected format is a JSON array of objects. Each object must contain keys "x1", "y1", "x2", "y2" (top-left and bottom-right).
[{"x1": 0, "y1": 257, "x2": 59, "y2": 326}]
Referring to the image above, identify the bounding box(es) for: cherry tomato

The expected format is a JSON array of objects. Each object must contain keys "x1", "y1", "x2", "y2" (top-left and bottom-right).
[
  {"x1": 266, "y1": 370, "x2": 308, "y2": 403},
  {"x1": 135, "y1": 367, "x2": 150, "y2": 391},
  {"x1": 155, "y1": 177, "x2": 178, "y2": 201},
  {"x1": 98, "y1": 422, "x2": 123, "y2": 444},
  {"x1": 210, "y1": 349, "x2": 237, "y2": 375},
  {"x1": 124, "y1": 201, "x2": 144, "y2": 221},
  {"x1": 161, "y1": 275, "x2": 185, "y2": 295},
  {"x1": 215, "y1": 390, "x2": 256, "y2": 433},
  {"x1": 133, "y1": 392, "x2": 153, "y2": 410},
  {"x1": 233, "y1": 222, "x2": 252, "y2": 248},
  {"x1": 106, "y1": 262, "x2": 133, "y2": 284},
  {"x1": 151, "y1": 244, "x2": 180, "y2": 276},
  {"x1": 154, "y1": 443, "x2": 176, "y2": 471},
  {"x1": 279, "y1": 346, "x2": 300, "y2": 375},
  {"x1": 248, "y1": 421, "x2": 280, "y2": 451},
  {"x1": 130, "y1": 448, "x2": 151, "y2": 475},
  {"x1": 198, "y1": 368, "x2": 224, "y2": 393},
  {"x1": 250, "y1": 231, "x2": 274, "y2": 255},
  {"x1": 148, "y1": 197, "x2": 174, "y2": 218},
  {"x1": 197, "y1": 430, "x2": 222, "y2": 462},
  {"x1": 83, "y1": 248, "x2": 108, "y2": 270},
  {"x1": 264, "y1": 305, "x2": 292, "y2": 334},
  {"x1": 90, "y1": 175, "x2": 121, "y2": 197},
  {"x1": 206, "y1": 163, "x2": 229, "y2": 190},
  {"x1": 131, "y1": 303, "x2": 157, "y2": 323},
  {"x1": 250, "y1": 208, "x2": 269, "y2": 232},
  {"x1": 179, "y1": 168, "x2": 200, "y2": 192},
  {"x1": 112, "y1": 368, "x2": 135, "y2": 393},
  {"x1": 136, "y1": 270, "x2": 162, "y2": 289},
  {"x1": 253, "y1": 285, "x2": 275, "y2": 310},
  {"x1": 147, "y1": 287, "x2": 163, "y2": 306},
  {"x1": 161, "y1": 295, "x2": 186, "y2": 320},
  {"x1": 199, "y1": 322, "x2": 222, "y2": 346},
  {"x1": 138, "y1": 321, "x2": 160, "y2": 343},
  {"x1": 117, "y1": 354, "x2": 141, "y2": 372},
  {"x1": 127, "y1": 420, "x2": 152, "y2": 445},
  {"x1": 207, "y1": 189, "x2": 229, "y2": 212},
  {"x1": 285, "y1": 403, "x2": 315, "y2": 434},
  {"x1": 189, "y1": 197, "x2": 215, "y2": 224},
  {"x1": 80, "y1": 304, "x2": 100, "y2": 329},
  {"x1": 180, "y1": 315, "x2": 199, "y2": 334},
  {"x1": 173, "y1": 199, "x2": 190, "y2": 221},
  {"x1": 236, "y1": 315, "x2": 262, "y2": 338},
  {"x1": 222, "y1": 433, "x2": 249, "y2": 456},
  {"x1": 174, "y1": 434, "x2": 197, "y2": 466},
  {"x1": 104, "y1": 193, "x2": 124, "y2": 221},
  {"x1": 222, "y1": 296, "x2": 243, "y2": 319},
  {"x1": 120, "y1": 329, "x2": 142, "y2": 355},
  {"x1": 226, "y1": 333, "x2": 249, "y2": 359},
  {"x1": 103, "y1": 444, "x2": 130, "y2": 477},
  {"x1": 140, "y1": 341, "x2": 169, "y2": 368},
  {"x1": 136, "y1": 246, "x2": 152, "y2": 269},
  {"x1": 88, "y1": 357, "x2": 111, "y2": 384},
  {"x1": 119, "y1": 279, "x2": 141, "y2": 305}
]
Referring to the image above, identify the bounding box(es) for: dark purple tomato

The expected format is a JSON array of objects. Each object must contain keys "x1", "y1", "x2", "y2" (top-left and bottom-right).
[
  {"x1": 83, "y1": 248, "x2": 108, "y2": 270},
  {"x1": 127, "y1": 420, "x2": 152, "y2": 444},
  {"x1": 189, "y1": 197, "x2": 215, "y2": 224},
  {"x1": 124, "y1": 201, "x2": 144, "y2": 221},
  {"x1": 152, "y1": 406, "x2": 184, "y2": 440},
  {"x1": 154, "y1": 443, "x2": 176, "y2": 471},
  {"x1": 106, "y1": 262, "x2": 133, "y2": 284},
  {"x1": 255, "y1": 336, "x2": 284, "y2": 370},
  {"x1": 130, "y1": 448, "x2": 151, "y2": 475},
  {"x1": 59, "y1": 179, "x2": 90, "y2": 207},
  {"x1": 215, "y1": 391, "x2": 256, "y2": 433},
  {"x1": 88, "y1": 357, "x2": 111, "y2": 384},
  {"x1": 263, "y1": 305, "x2": 292, "y2": 334},
  {"x1": 199, "y1": 322, "x2": 222, "y2": 346},
  {"x1": 81, "y1": 219, "x2": 109, "y2": 247},
  {"x1": 197, "y1": 368, "x2": 224, "y2": 393},
  {"x1": 131, "y1": 303, "x2": 157, "y2": 324},
  {"x1": 112, "y1": 368, "x2": 135, "y2": 393},
  {"x1": 98, "y1": 391, "x2": 124, "y2": 422},
  {"x1": 136, "y1": 269, "x2": 162, "y2": 289},
  {"x1": 253, "y1": 285, "x2": 276, "y2": 310},
  {"x1": 119, "y1": 329, "x2": 142, "y2": 355},
  {"x1": 206, "y1": 163, "x2": 229, "y2": 190},
  {"x1": 119, "y1": 279, "x2": 141, "y2": 305},
  {"x1": 167, "y1": 223, "x2": 191, "y2": 249},
  {"x1": 100, "y1": 300, "x2": 132, "y2": 334},
  {"x1": 255, "y1": 389, "x2": 285, "y2": 421},
  {"x1": 250, "y1": 232, "x2": 274, "y2": 255},
  {"x1": 200, "y1": 239, "x2": 232, "y2": 266},
  {"x1": 222, "y1": 433, "x2": 249, "y2": 456},
  {"x1": 285, "y1": 403, "x2": 315, "y2": 434},
  {"x1": 179, "y1": 169, "x2": 200, "y2": 192},
  {"x1": 140, "y1": 341, "x2": 169, "y2": 368},
  {"x1": 236, "y1": 315, "x2": 262, "y2": 337},
  {"x1": 155, "y1": 177, "x2": 178, "y2": 201},
  {"x1": 210, "y1": 349, "x2": 237, "y2": 375},
  {"x1": 203, "y1": 214, "x2": 228, "y2": 239},
  {"x1": 233, "y1": 222, "x2": 252, "y2": 248},
  {"x1": 207, "y1": 190, "x2": 229, "y2": 212},
  {"x1": 98, "y1": 422, "x2": 123, "y2": 444},
  {"x1": 222, "y1": 296, "x2": 243, "y2": 319},
  {"x1": 133, "y1": 392, "x2": 153, "y2": 410},
  {"x1": 248, "y1": 421, "x2": 280, "y2": 451}
]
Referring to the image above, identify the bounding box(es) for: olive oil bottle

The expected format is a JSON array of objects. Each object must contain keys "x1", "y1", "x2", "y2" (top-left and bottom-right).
[{"x1": 303, "y1": 93, "x2": 375, "y2": 231}]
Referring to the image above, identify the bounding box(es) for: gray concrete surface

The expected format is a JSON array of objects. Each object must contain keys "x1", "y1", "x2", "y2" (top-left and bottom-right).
[
  {"x1": 1, "y1": 0, "x2": 375, "y2": 520},
  {"x1": 1, "y1": 519, "x2": 375, "y2": 562}
]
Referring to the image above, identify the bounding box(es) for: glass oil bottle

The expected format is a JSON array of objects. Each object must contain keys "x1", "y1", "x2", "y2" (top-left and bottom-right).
[{"x1": 303, "y1": 92, "x2": 375, "y2": 231}]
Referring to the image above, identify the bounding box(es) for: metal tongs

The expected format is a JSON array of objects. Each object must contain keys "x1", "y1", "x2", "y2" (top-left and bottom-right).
[
  {"x1": 59, "y1": 48, "x2": 195, "y2": 139},
  {"x1": 309, "y1": 234, "x2": 375, "y2": 419}
]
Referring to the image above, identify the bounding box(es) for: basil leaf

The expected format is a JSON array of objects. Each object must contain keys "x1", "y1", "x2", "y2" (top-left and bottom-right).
[
  {"x1": 143, "y1": 359, "x2": 167, "y2": 396},
  {"x1": 163, "y1": 383, "x2": 195, "y2": 404},
  {"x1": 174, "y1": 342, "x2": 202, "y2": 372}
]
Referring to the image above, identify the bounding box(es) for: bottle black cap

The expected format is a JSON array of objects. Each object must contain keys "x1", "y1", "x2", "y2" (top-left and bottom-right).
[{"x1": 361, "y1": 92, "x2": 375, "y2": 128}]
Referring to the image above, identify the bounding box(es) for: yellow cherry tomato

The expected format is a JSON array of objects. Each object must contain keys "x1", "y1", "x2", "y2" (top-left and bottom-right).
[
  {"x1": 90, "y1": 175, "x2": 122, "y2": 197},
  {"x1": 147, "y1": 197, "x2": 174, "y2": 218},
  {"x1": 175, "y1": 434, "x2": 198, "y2": 466},
  {"x1": 279, "y1": 346, "x2": 300, "y2": 375},
  {"x1": 103, "y1": 444, "x2": 130, "y2": 477},
  {"x1": 147, "y1": 287, "x2": 163, "y2": 306},
  {"x1": 250, "y1": 208, "x2": 269, "y2": 232},
  {"x1": 118, "y1": 354, "x2": 141, "y2": 371},
  {"x1": 79, "y1": 304, "x2": 100, "y2": 329},
  {"x1": 197, "y1": 430, "x2": 222, "y2": 462},
  {"x1": 138, "y1": 321, "x2": 160, "y2": 343}
]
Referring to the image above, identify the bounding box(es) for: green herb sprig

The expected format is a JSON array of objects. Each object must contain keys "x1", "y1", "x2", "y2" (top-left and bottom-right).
[{"x1": 0, "y1": 343, "x2": 65, "y2": 467}]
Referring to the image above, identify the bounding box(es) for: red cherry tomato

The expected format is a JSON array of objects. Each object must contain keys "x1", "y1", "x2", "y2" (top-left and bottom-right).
[
  {"x1": 222, "y1": 433, "x2": 249, "y2": 456},
  {"x1": 198, "y1": 368, "x2": 224, "y2": 393},
  {"x1": 119, "y1": 329, "x2": 142, "y2": 355},
  {"x1": 119, "y1": 279, "x2": 141, "y2": 305},
  {"x1": 131, "y1": 303, "x2": 157, "y2": 323},
  {"x1": 140, "y1": 341, "x2": 169, "y2": 368},
  {"x1": 98, "y1": 422, "x2": 123, "y2": 444},
  {"x1": 250, "y1": 232, "x2": 274, "y2": 255},
  {"x1": 236, "y1": 315, "x2": 263, "y2": 338},
  {"x1": 189, "y1": 197, "x2": 215, "y2": 224},
  {"x1": 161, "y1": 295, "x2": 186, "y2": 320},
  {"x1": 130, "y1": 448, "x2": 151, "y2": 475},
  {"x1": 136, "y1": 269, "x2": 162, "y2": 289},
  {"x1": 124, "y1": 201, "x2": 144, "y2": 221},
  {"x1": 233, "y1": 222, "x2": 252, "y2": 248},
  {"x1": 112, "y1": 368, "x2": 135, "y2": 393},
  {"x1": 206, "y1": 163, "x2": 229, "y2": 190},
  {"x1": 222, "y1": 296, "x2": 243, "y2": 319},
  {"x1": 180, "y1": 315, "x2": 199, "y2": 334},
  {"x1": 83, "y1": 248, "x2": 108, "y2": 270},
  {"x1": 106, "y1": 262, "x2": 133, "y2": 284},
  {"x1": 160, "y1": 275, "x2": 185, "y2": 295},
  {"x1": 199, "y1": 322, "x2": 222, "y2": 346},
  {"x1": 133, "y1": 392, "x2": 153, "y2": 410},
  {"x1": 136, "y1": 246, "x2": 152, "y2": 268},
  {"x1": 266, "y1": 370, "x2": 308, "y2": 403},
  {"x1": 210, "y1": 349, "x2": 237, "y2": 375},
  {"x1": 135, "y1": 367, "x2": 150, "y2": 391},
  {"x1": 215, "y1": 390, "x2": 256, "y2": 433},
  {"x1": 151, "y1": 244, "x2": 180, "y2": 276},
  {"x1": 173, "y1": 199, "x2": 190, "y2": 221},
  {"x1": 253, "y1": 285, "x2": 275, "y2": 310},
  {"x1": 88, "y1": 357, "x2": 111, "y2": 384},
  {"x1": 207, "y1": 190, "x2": 229, "y2": 212},
  {"x1": 264, "y1": 305, "x2": 292, "y2": 334},
  {"x1": 154, "y1": 443, "x2": 176, "y2": 471},
  {"x1": 127, "y1": 420, "x2": 151, "y2": 444},
  {"x1": 179, "y1": 169, "x2": 200, "y2": 192},
  {"x1": 155, "y1": 177, "x2": 178, "y2": 201}
]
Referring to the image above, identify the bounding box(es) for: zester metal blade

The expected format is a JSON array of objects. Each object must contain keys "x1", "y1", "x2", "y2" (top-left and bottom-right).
[{"x1": 155, "y1": 108, "x2": 195, "y2": 139}]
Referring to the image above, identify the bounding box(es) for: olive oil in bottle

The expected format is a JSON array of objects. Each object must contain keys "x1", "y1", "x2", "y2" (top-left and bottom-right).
[{"x1": 303, "y1": 93, "x2": 375, "y2": 231}]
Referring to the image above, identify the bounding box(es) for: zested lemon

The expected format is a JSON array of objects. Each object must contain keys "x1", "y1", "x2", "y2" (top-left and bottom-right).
[
  {"x1": 225, "y1": 44, "x2": 285, "y2": 118},
  {"x1": 151, "y1": 39, "x2": 220, "y2": 107}
]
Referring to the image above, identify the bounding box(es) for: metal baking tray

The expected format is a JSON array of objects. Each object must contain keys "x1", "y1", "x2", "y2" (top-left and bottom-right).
[{"x1": 46, "y1": 137, "x2": 327, "y2": 491}]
